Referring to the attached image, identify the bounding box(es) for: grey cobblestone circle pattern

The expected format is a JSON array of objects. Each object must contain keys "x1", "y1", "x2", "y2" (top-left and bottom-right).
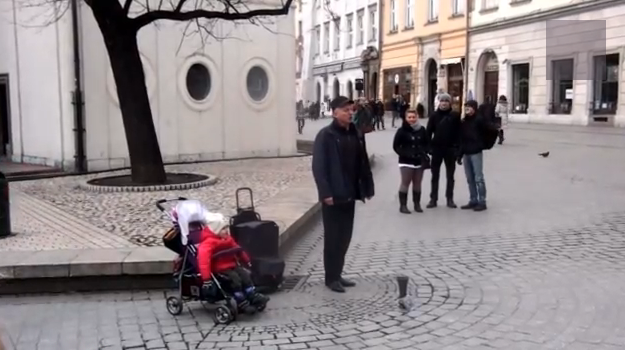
[
  {"x1": 79, "y1": 174, "x2": 218, "y2": 193},
  {"x1": 4, "y1": 215, "x2": 625, "y2": 349}
]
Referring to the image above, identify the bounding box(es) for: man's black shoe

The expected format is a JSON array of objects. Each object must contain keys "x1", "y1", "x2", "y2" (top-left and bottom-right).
[
  {"x1": 461, "y1": 203, "x2": 477, "y2": 210},
  {"x1": 339, "y1": 278, "x2": 356, "y2": 287},
  {"x1": 426, "y1": 200, "x2": 437, "y2": 209},
  {"x1": 326, "y1": 281, "x2": 346, "y2": 293},
  {"x1": 473, "y1": 203, "x2": 487, "y2": 212},
  {"x1": 446, "y1": 199, "x2": 457, "y2": 208}
]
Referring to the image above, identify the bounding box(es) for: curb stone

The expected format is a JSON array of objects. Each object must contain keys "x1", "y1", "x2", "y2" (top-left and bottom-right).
[{"x1": 0, "y1": 154, "x2": 375, "y2": 294}]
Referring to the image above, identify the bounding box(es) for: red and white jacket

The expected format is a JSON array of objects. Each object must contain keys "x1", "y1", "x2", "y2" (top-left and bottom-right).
[{"x1": 196, "y1": 228, "x2": 250, "y2": 282}]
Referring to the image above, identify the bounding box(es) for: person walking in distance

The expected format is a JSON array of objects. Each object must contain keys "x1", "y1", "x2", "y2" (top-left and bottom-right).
[
  {"x1": 495, "y1": 95, "x2": 509, "y2": 144},
  {"x1": 426, "y1": 93, "x2": 461, "y2": 209},
  {"x1": 393, "y1": 110, "x2": 429, "y2": 214},
  {"x1": 312, "y1": 96, "x2": 375, "y2": 293}
]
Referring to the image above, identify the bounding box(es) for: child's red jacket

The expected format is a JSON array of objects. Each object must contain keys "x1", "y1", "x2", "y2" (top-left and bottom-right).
[{"x1": 196, "y1": 228, "x2": 250, "y2": 282}]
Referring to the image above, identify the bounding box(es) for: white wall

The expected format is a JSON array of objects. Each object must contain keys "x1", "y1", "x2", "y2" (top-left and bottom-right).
[
  {"x1": 468, "y1": 3, "x2": 625, "y2": 126},
  {"x1": 79, "y1": 3, "x2": 297, "y2": 171},
  {"x1": 0, "y1": 2, "x2": 75, "y2": 167}
]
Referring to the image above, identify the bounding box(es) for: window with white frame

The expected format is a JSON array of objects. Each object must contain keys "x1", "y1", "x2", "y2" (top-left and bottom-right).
[
  {"x1": 346, "y1": 14, "x2": 353, "y2": 48},
  {"x1": 482, "y1": 0, "x2": 499, "y2": 10},
  {"x1": 314, "y1": 25, "x2": 321, "y2": 55},
  {"x1": 333, "y1": 18, "x2": 341, "y2": 51},
  {"x1": 357, "y1": 9, "x2": 364, "y2": 44},
  {"x1": 323, "y1": 22, "x2": 330, "y2": 53},
  {"x1": 369, "y1": 6, "x2": 377, "y2": 42},
  {"x1": 452, "y1": 0, "x2": 463, "y2": 15},
  {"x1": 428, "y1": 0, "x2": 439, "y2": 21},
  {"x1": 390, "y1": 0, "x2": 398, "y2": 32},
  {"x1": 405, "y1": 0, "x2": 414, "y2": 28}
]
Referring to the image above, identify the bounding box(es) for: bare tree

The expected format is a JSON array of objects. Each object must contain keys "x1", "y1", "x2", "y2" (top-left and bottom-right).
[{"x1": 30, "y1": 0, "x2": 293, "y2": 184}]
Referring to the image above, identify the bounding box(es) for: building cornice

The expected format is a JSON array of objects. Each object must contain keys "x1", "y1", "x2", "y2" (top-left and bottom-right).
[{"x1": 469, "y1": 0, "x2": 621, "y2": 34}]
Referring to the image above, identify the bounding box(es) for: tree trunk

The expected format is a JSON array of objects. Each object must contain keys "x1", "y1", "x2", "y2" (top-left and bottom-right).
[{"x1": 88, "y1": 3, "x2": 167, "y2": 184}]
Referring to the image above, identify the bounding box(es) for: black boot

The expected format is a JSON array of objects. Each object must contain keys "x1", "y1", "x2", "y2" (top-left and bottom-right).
[
  {"x1": 399, "y1": 192, "x2": 410, "y2": 214},
  {"x1": 426, "y1": 199, "x2": 437, "y2": 209},
  {"x1": 412, "y1": 191, "x2": 423, "y2": 213},
  {"x1": 447, "y1": 198, "x2": 457, "y2": 209},
  {"x1": 498, "y1": 130, "x2": 504, "y2": 145}
]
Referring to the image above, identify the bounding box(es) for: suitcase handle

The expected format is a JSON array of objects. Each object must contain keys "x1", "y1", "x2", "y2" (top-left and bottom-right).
[{"x1": 235, "y1": 187, "x2": 254, "y2": 212}]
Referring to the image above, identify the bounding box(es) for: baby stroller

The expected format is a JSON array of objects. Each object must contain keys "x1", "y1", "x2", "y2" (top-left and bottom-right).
[{"x1": 158, "y1": 198, "x2": 267, "y2": 324}]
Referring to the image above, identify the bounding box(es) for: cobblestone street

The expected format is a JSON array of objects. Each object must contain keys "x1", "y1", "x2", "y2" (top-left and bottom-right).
[{"x1": 3, "y1": 121, "x2": 625, "y2": 349}]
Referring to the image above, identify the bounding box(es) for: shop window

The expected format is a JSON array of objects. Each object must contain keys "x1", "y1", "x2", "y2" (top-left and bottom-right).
[
  {"x1": 550, "y1": 59, "x2": 573, "y2": 114},
  {"x1": 511, "y1": 63, "x2": 529, "y2": 113},
  {"x1": 592, "y1": 53, "x2": 619, "y2": 115}
]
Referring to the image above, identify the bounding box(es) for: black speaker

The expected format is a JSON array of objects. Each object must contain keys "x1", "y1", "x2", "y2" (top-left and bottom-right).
[
  {"x1": 355, "y1": 78, "x2": 364, "y2": 91},
  {"x1": 231, "y1": 220, "x2": 280, "y2": 258}
]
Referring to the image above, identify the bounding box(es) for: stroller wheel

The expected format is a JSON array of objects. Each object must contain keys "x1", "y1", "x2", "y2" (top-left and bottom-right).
[
  {"x1": 166, "y1": 296, "x2": 183, "y2": 316},
  {"x1": 213, "y1": 305, "x2": 233, "y2": 325}
]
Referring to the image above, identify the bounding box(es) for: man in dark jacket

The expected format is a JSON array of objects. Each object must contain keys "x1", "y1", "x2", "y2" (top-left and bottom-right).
[
  {"x1": 312, "y1": 96, "x2": 375, "y2": 293},
  {"x1": 425, "y1": 93, "x2": 461, "y2": 208},
  {"x1": 459, "y1": 100, "x2": 489, "y2": 211}
]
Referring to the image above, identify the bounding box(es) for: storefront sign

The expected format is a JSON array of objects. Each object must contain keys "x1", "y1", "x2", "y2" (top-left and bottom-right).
[
  {"x1": 485, "y1": 56, "x2": 499, "y2": 72},
  {"x1": 565, "y1": 89, "x2": 573, "y2": 99},
  {"x1": 312, "y1": 63, "x2": 344, "y2": 76}
]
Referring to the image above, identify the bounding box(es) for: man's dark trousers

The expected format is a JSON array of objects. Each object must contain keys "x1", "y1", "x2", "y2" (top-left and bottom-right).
[
  {"x1": 322, "y1": 201, "x2": 356, "y2": 284},
  {"x1": 430, "y1": 149, "x2": 456, "y2": 202}
]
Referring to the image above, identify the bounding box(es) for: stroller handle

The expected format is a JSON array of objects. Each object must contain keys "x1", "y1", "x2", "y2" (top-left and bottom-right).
[
  {"x1": 155, "y1": 197, "x2": 189, "y2": 212},
  {"x1": 212, "y1": 247, "x2": 244, "y2": 260}
]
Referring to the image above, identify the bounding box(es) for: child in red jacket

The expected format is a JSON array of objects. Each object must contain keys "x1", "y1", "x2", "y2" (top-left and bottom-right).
[{"x1": 196, "y1": 213, "x2": 268, "y2": 310}]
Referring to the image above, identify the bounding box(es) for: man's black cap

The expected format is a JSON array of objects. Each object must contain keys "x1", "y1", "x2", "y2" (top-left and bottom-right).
[
  {"x1": 464, "y1": 100, "x2": 478, "y2": 110},
  {"x1": 330, "y1": 96, "x2": 354, "y2": 110}
]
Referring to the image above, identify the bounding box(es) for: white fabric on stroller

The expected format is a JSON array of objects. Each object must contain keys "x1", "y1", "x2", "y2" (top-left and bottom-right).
[{"x1": 174, "y1": 200, "x2": 212, "y2": 245}]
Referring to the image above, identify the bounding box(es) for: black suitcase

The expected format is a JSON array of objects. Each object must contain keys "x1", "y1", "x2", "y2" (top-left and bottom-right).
[
  {"x1": 231, "y1": 220, "x2": 280, "y2": 258},
  {"x1": 230, "y1": 187, "x2": 261, "y2": 227},
  {"x1": 251, "y1": 257, "x2": 285, "y2": 294}
]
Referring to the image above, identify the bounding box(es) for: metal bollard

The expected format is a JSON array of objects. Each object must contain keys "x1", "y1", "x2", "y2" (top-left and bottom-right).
[
  {"x1": 0, "y1": 172, "x2": 10, "y2": 238},
  {"x1": 397, "y1": 275, "x2": 409, "y2": 299}
]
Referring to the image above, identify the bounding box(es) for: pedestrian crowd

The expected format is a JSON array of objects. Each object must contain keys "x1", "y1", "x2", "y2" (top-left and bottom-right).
[{"x1": 311, "y1": 91, "x2": 508, "y2": 293}]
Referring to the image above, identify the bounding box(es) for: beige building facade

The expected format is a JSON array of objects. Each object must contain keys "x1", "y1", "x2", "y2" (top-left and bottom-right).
[
  {"x1": 468, "y1": 0, "x2": 625, "y2": 126},
  {"x1": 380, "y1": 0, "x2": 467, "y2": 113}
]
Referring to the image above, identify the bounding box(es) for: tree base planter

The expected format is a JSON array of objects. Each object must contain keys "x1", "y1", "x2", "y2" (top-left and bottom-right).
[{"x1": 81, "y1": 173, "x2": 217, "y2": 193}]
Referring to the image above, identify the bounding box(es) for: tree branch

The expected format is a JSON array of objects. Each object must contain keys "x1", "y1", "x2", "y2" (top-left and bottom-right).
[
  {"x1": 174, "y1": 0, "x2": 188, "y2": 12},
  {"x1": 123, "y1": 0, "x2": 133, "y2": 14},
  {"x1": 131, "y1": 0, "x2": 294, "y2": 29}
]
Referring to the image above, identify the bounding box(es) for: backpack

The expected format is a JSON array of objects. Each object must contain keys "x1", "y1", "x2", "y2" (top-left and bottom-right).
[
  {"x1": 353, "y1": 107, "x2": 374, "y2": 134},
  {"x1": 482, "y1": 120, "x2": 499, "y2": 150}
]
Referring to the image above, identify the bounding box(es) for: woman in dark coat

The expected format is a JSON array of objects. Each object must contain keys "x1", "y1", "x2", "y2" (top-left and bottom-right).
[{"x1": 393, "y1": 109, "x2": 429, "y2": 214}]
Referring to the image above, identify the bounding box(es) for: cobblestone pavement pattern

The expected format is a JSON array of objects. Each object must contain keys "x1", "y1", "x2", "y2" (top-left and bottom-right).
[
  {"x1": 2, "y1": 157, "x2": 311, "y2": 250},
  {"x1": 3, "y1": 121, "x2": 625, "y2": 349}
]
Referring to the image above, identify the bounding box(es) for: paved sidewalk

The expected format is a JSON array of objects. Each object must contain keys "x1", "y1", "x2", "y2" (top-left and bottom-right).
[{"x1": 2, "y1": 121, "x2": 625, "y2": 349}]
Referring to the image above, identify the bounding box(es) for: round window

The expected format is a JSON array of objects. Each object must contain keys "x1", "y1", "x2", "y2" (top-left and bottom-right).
[
  {"x1": 185, "y1": 63, "x2": 211, "y2": 101},
  {"x1": 246, "y1": 66, "x2": 269, "y2": 101}
]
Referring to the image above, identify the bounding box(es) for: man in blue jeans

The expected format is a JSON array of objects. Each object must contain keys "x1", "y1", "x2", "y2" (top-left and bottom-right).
[{"x1": 459, "y1": 100, "x2": 488, "y2": 211}]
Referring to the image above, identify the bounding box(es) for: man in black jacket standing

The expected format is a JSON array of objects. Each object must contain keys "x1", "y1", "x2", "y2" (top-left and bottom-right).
[
  {"x1": 312, "y1": 96, "x2": 375, "y2": 293},
  {"x1": 460, "y1": 100, "x2": 490, "y2": 211},
  {"x1": 426, "y1": 93, "x2": 461, "y2": 209}
]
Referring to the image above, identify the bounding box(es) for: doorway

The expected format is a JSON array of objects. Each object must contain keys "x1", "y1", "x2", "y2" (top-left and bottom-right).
[
  {"x1": 0, "y1": 75, "x2": 11, "y2": 157},
  {"x1": 427, "y1": 60, "x2": 438, "y2": 115}
]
